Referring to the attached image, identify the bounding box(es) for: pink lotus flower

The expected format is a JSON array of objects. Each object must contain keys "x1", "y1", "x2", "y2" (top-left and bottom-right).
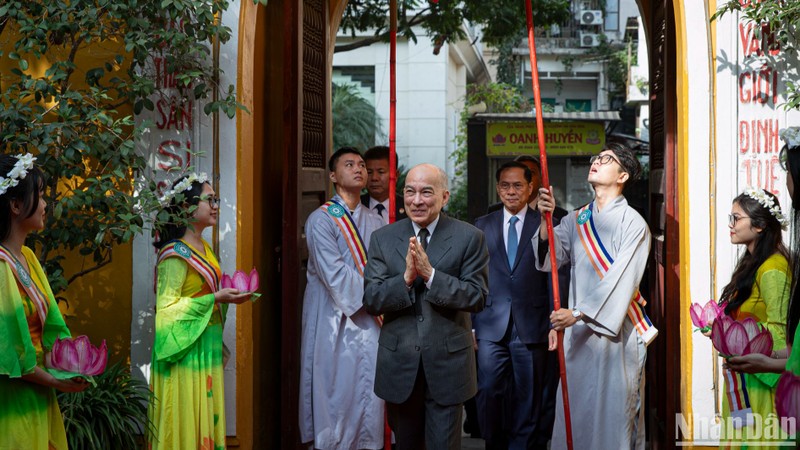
[
  {"x1": 46, "y1": 335, "x2": 107, "y2": 376},
  {"x1": 710, "y1": 315, "x2": 773, "y2": 358},
  {"x1": 690, "y1": 300, "x2": 724, "y2": 332},
  {"x1": 221, "y1": 268, "x2": 260, "y2": 293},
  {"x1": 776, "y1": 371, "x2": 800, "y2": 432}
]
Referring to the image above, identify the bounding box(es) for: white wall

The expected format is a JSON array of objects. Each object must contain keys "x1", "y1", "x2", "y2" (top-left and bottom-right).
[
  {"x1": 446, "y1": 48, "x2": 467, "y2": 179},
  {"x1": 680, "y1": 2, "x2": 715, "y2": 438},
  {"x1": 676, "y1": 0, "x2": 800, "y2": 443}
]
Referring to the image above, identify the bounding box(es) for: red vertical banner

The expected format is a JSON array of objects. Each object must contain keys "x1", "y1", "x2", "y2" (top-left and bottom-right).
[
  {"x1": 388, "y1": 0, "x2": 398, "y2": 224},
  {"x1": 524, "y1": 1, "x2": 573, "y2": 448},
  {"x1": 382, "y1": 7, "x2": 398, "y2": 449}
]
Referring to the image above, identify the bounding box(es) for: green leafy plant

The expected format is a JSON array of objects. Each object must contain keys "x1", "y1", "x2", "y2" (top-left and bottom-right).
[
  {"x1": 0, "y1": 0, "x2": 243, "y2": 299},
  {"x1": 57, "y1": 362, "x2": 154, "y2": 450},
  {"x1": 332, "y1": 83, "x2": 385, "y2": 151}
]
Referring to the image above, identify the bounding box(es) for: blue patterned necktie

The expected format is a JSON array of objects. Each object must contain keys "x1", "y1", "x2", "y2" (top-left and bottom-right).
[
  {"x1": 507, "y1": 216, "x2": 519, "y2": 268},
  {"x1": 374, "y1": 203, "x2": 385, "y2": 218}
]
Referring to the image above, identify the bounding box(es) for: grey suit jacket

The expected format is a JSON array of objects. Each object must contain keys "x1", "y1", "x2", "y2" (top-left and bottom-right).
[{"x1": 363, "y1": 215, "x2": 489, "y2": 406}]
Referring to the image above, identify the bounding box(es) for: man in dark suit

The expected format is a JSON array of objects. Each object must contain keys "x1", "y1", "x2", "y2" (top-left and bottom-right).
[
  {"x1": 473, "y1": 161, "x2": 569, "y2": 450},
  {"x1": 363, "y1": 163, "x2": 489, "y2": 450},
  {"x1": 488, "y1": 155, "x2": 568, "y2": 219},
  {"x1": 361, "y1": 145, "x2": 406, "y2": 224}
]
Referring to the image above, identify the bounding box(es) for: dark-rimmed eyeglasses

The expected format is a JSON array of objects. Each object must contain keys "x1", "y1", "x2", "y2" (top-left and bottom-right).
[
  {"x1": 589, "y1": 154, "x2": 620, "y2": 166},
  {"x1": 200, "y1": 195, "x2": 220, "y2": 207},
  {"x1": 728, "y1": 213, "x2": 750, "y2": 227}
]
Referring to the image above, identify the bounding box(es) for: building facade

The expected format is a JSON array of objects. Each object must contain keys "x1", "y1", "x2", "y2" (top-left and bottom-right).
[
  {"x1": 333, "y1": 20, "x2": 490, "y2": 175},
  {"x1": 20, "y1": 0, "x2": 797, "y2": 448}
]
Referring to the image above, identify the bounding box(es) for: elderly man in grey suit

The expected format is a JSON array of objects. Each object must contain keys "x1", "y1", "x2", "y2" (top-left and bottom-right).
[{"x1": 363, "y1": 163, "x2": 489, "y2": 450}]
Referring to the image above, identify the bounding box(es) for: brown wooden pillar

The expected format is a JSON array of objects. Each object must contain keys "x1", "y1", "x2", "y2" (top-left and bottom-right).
[
  {"x1": 644, "y1": 0, "x2": 680, "y2": 447},
  {"x1": 279, "y1": 0, "x2": 329, "y2": 448}
]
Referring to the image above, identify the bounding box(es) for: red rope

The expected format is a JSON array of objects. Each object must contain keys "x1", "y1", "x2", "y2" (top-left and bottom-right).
[{"x1": 524, "y1": 1, "x2": 573, "y2": 448}]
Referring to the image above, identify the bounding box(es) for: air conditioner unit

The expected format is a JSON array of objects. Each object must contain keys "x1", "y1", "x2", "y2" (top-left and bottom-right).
[
  {"x1": 580, "y1": 32, "x2": 601, "y2": 47},
  {"x1": 580, "y1": 10, "x2": 604, "y2": 26}
]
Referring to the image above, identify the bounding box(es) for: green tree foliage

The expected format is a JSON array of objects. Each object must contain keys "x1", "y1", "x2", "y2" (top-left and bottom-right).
[
  {"x1": 331, "y1": 83, "x2": 385, "y2": 151},
  {"x1": 586, "y1": 35, "x2": 636, "y2": 107},
  {"x1": 0, "y1": 0, "x2": 242, "y2": 295},
  {"x1": 337, "y1": 0, "x2": 570, "y2": 54},
  {"x1": 447, "y1": 83, "x2": 531, "y2": 219},
  {"x1": 712, "y1": 0, "x2": 800, "y2": 109}
]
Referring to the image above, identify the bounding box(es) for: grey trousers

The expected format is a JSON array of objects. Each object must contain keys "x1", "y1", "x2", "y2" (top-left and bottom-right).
[{"x1": 386, "y1": 363, "x2": 463, "y2": 450}]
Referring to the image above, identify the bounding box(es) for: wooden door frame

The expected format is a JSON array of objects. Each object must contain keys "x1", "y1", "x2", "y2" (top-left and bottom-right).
[{"x1": 639, "y1": 0, "x2": 681, "y2": 448}]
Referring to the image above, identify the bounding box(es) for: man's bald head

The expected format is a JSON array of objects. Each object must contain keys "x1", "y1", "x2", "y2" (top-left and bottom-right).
[{"x1": 403, "y1": 164, "x2": 450, "y2": 227}]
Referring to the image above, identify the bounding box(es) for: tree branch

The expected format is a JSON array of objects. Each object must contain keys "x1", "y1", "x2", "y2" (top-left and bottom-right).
[
  {"x1": 335, "y1": 7, "x2": 430, "y2": 53},
  {"x1": 335, "y1": 35, "x2": 386, "y2": 53},
  {"x1": 67, "y1": 249, "x2": 113, "y2": 285}
]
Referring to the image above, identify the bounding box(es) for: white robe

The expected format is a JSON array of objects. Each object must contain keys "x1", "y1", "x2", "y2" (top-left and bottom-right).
[
  {"x1": 533, "y1": 195, "x2": 651, "y2": 450},
  {"x1": 299, "y1": 195, "x2": 385, "y2": 450}
]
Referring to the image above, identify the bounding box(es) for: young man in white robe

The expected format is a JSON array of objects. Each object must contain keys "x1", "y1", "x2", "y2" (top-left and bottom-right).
[
  {"x1": 299, "y1": 147, "x2": 385, "y2": 450},
  {"x1": 534, "y1": 143, "x2": 654, "y2": 450}
]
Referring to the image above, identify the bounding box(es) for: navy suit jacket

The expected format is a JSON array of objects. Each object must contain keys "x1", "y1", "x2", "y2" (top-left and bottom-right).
[{"x1": 473, "y1": 206, "x2": 569, "y2": 345}]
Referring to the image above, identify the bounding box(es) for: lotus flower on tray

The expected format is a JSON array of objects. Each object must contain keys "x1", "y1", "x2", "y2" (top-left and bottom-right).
[
  {"x1": 46, "y1": 335, "x2": 107, "y2": 377},
  {"x1": 776, "y1": 371, "x2": 800, "y2": 431},
  {"x1": 710, "y1": 315, "x2": 773, "y2": 358},
  {"x1": 690, "y1": 300, "x2": 724, "y2": 332},
  {"x1": 221, "y1": 268, "x2": 261, "y2": 300}
]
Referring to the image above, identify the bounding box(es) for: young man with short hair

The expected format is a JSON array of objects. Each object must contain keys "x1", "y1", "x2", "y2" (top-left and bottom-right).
[
  {"x1": 536, "y1": 143, "x2": 654, "y2": 450},
  {"x1": 299, "y1": 147, "x2": 385, "y2": 449}
]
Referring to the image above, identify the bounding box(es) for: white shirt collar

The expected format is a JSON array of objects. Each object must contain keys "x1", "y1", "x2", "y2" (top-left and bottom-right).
[
  {"x1": 368, "y1": 196, "x2": 390, "y2": 211},
  {"x1": 502, "y1": 206, "x2": 528, "y2": 225},
  {"x1": 411, "y1": 214, "x2": 441, "y2": 237}
]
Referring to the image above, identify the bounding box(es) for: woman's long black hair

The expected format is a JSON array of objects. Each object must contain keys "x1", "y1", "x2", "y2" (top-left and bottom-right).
[
  {"x1": 152, "y1": 176, "x2": 207, "y2": 250},
  {"x1": 782, "y1": 143, "x2": 800, "y2": 344},
  {"x1": 0, "y1": 154, "x2": 45, "y2": 242},
  {"x1": 719, "y1": 190, "x2": 790, "y2": 316}
]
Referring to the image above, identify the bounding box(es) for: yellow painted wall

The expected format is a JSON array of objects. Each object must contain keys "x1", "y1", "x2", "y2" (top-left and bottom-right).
[
  {"x1": 61, "y1": 245, "x2": 133, "y2": 363},
  {"x1": 1, "y1": 28, "x2": 135, "y2": 363}
]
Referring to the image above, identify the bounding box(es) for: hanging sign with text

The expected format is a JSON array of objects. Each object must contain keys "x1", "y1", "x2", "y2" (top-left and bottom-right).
[{"x1": 486, "y1": 121, "x2": 606, "y2": 157}]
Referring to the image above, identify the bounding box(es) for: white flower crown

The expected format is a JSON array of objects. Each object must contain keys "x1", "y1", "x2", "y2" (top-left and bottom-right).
[
  {"x1": 742, "y1": 186, "x2": 789, "y2": 229},
  {"x1": 159, "y1": 172, "x2": 209, "y2": 206},
  {"x1": 780, "y1": 127, "x2": 800, "y2": 148},
  {"x1": 0, "y1": 153, "x2": 37, "y2": 197}
]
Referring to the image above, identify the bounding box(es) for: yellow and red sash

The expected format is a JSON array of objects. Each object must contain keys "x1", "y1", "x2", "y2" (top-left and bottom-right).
[
  {"x1": 156, "y1": 240, "x2": 221, "y2": 293},
  {"x1": 321, "y1": 199, "x2": 390, "y2": 442},
  {"x1": 0, "y1": 244, "x2": 49, "y2": 325},
  {"x1": 575, "y1": 203, "x2": 658, "y2": 345},
  {"x1": 320, "y1": 200, "x2": 368, "y2": 276},
  {"x1": 320, "y1": 200, "x2": 382, "y2": 330}
]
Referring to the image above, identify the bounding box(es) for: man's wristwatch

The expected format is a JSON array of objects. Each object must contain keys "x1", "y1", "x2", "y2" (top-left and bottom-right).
[{"x1": 571, "y1": 309, "x2": 582, "y2": 320}]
